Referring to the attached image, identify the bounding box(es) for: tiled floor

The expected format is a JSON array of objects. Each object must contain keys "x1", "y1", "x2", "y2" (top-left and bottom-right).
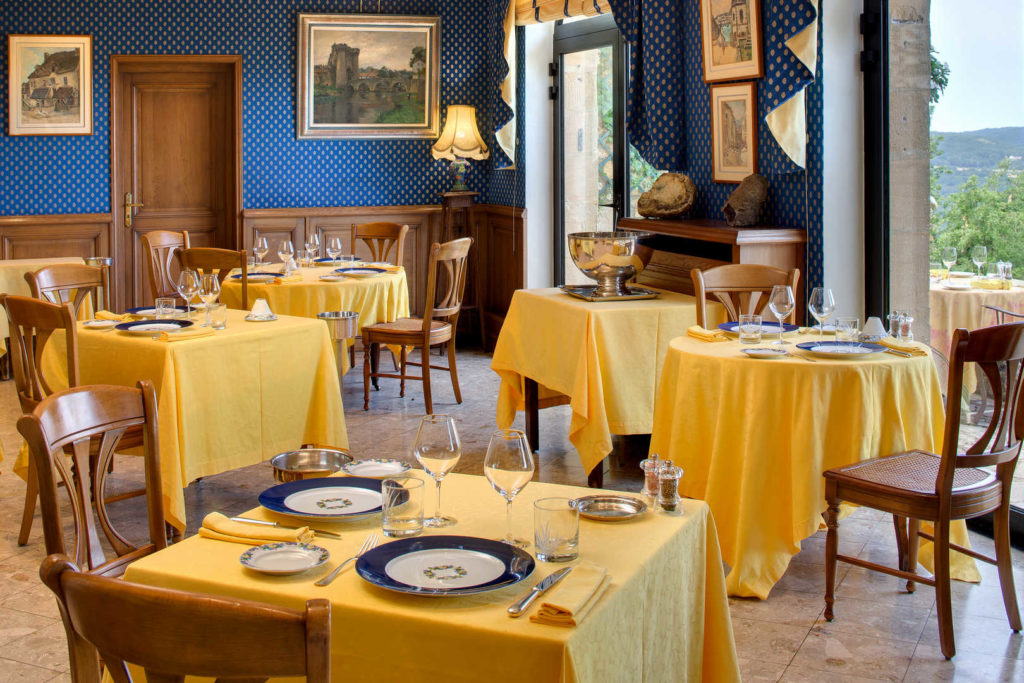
[{"x1": 1, "y1": 349, "x2": 1023, "y2": 681}]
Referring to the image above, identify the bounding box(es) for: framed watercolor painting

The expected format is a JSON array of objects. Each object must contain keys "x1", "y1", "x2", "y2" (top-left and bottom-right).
[
  {"x1": 710, "y1": 82, "x2": 757, "y2": 183},
  {"x1": 7, "y1": 34, "x2": 93, "y2": 136},
  {"x1": 296, "y1": 14, "x2": 441, "y2": 140},
  {"x1": 699, "y1": 0, "x2": 763, "y2": 83}
]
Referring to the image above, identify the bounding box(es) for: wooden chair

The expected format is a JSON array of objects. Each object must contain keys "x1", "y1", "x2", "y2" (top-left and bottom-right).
[
  {"x1": 18, "y1": 381, "x2": 167, "y2": 577},
  {"x1": 362, "y1": 238, "x2": 471, "y2": 414},
  {"x1": 177, "y1": 247, "x2": 248, "y2": 309},
  {"x1": 353, "y1": 222, "x2": 409, "y2": 265},
  {"x1": 26, "y1": 263, "x2": 110, "y2": 316},
  {"x1": 823, "y1": 324, "x2": 1024, "y2": 659},
  {"x1": 40, "y1": 554, "x2": 330, "y2": 683},
  {"x1": 690, "y1": 264, "x2": 800, "y2": 327},
  {"x1": 141, "y1": 230, "x2": 191, "y2": 300}
]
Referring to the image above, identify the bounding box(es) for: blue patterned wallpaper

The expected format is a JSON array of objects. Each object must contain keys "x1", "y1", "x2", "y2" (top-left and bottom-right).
[{"x1": 0, "y1": 0, "x2": 514, "y2": 215}]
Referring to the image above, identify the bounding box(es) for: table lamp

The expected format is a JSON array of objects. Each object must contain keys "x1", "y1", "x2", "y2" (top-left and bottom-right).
[{"x1": 431, "y1": 105, "x2": 489, "y2": 192}]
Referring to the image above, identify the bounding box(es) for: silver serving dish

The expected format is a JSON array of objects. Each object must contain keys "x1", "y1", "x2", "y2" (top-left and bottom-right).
[
  {"x1": 560, "y1": 285, "x2": 660, "y2": 302},
  {"x1": 269, "y1": 448, "x2": 353, "y2": 483},
  {"x1": 567, "y1": 231, "x2": 650, "y2": 298},
  {"x1": 572, "y1": 495, "x2": 648, "y2": 521}
]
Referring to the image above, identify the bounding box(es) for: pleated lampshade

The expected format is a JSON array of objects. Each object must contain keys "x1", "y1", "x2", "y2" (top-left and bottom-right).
[{"x1": 431, "y1": 105, "x2": 489, "y2": 161}]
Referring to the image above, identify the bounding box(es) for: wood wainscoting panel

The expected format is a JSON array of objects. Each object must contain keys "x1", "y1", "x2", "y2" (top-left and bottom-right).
[
  {"x1": 477, "y1": 204, "x2": 525, "y2": 348},
  {"x1": 0, "y1": 214, "x2": 113, "y2": 261}
]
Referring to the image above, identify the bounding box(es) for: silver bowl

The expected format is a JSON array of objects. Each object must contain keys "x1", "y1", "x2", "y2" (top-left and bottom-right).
[
  {"x1": 269, "y1": 448, "x2": 353, "y2": 483},
  {"x1": 567, "y1": 231, "x2": 649, "y2": 297}
]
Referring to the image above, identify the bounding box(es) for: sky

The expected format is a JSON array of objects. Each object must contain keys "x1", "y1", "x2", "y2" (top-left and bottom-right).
[
  {"x1": 312, "y1": 27, "x2": 427, "y2": 72},
  {"x1": 929, "y1": 0, "x2": 1024, "y2": 132}
]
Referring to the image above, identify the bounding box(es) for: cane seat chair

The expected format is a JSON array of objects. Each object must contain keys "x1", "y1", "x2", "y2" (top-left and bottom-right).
[
  {"x1": 353, "y1": 222, "x2": 409, "y2": 266},
  {"x1": 177, "y1": 247, "x2": 248, "y2": 309},
  {"x1": 26, "y1": 263, "x2": 110, "y2": 317},
  {"x1": 362, "y1": 238, "x2": 470, "y2": 414},
  {"x1": 690, "y1": 264, "x2": 800, "y2": 327},
  {"x1": 142, "y1": 230, "x2": 191, "y2": 300},
  {"x1": 823, "y1": 324, "x2": 1024, "y2": 659}
]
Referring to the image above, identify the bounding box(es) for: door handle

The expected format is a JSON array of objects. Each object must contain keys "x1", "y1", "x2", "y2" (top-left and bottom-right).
[{"x1": 124, "y1": 192, "x2": 144, "y2": 228}]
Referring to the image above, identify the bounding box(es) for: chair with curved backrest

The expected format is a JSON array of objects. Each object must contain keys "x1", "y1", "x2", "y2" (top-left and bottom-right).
[
  {"x1": 18, "y1": 381, "x2": 167, "y2": 577},
  {"x1": 41, "y1": 554, "x2": 331, "y2": 683},
  {"x1": 142, "y1": 230, "x2": 191, "y2": 300},
  {"x1": 1, "y1": 294, "x2": 78, "y2": 546},
  {"x1": 823, "y1": 323, "x2": 1024, "y2": 659},
  {"x1": 362, "y1": 238, "x2": 471, "y2": 414},
  {"x1": 353, "y1": 222, "x2": 409, "y2": 266},
  {"x1": 177, "y1": 247, "x2": 248, "y2": 309},
  {"x1": 690, "y1": 264, "x2": 801, "y2": 327},
  {"x1": 26, "y1": 263, "x2": 109, "y2": 316}
]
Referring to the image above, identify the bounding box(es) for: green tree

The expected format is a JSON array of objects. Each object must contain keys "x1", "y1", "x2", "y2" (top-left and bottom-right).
[
  {"x1": 930, "y1": 46, "x2": 950, "y2": 106},
  {"x1": 409, "y1": 46, "x2": 426, "y2": 75}
]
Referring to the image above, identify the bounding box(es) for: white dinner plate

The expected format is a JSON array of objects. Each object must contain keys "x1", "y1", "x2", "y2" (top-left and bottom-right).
[
  {"x1": 119, "y1": 322, "x2": 189, "y2": 336},
  {"x1": 384, "y1": 549, "x2": 507, "y2": 590},
  {"x1": 942, "y1": 281, "x2": 971, "y2": 291},
  {"x1": 318, "y1": 275, "x2": 347, "y2": 283},
  {"x1": 795, "y1": 341, "x2": 887, "y2": 359},
  {"x1": 948, "y1": 271, "x2": 973, "y2": 279},
  {"x1": 741, "y1": 347, "x2": 789, "y2": 360},
  {"x1": 339, "y1": 458, "x2": 411, "y2": 479},
  {"x1": 247, "y1": 274, "x2": 276, "y2": 283},
  {"x1": 239, "y1": 542, "x2": 329, "y2": 576},
  {"x1": 83, "y1": 319, "x2": 119, "y2": 329},
  {"x1": 282, "y1": 486, "x2": 383, "y2": 518}
]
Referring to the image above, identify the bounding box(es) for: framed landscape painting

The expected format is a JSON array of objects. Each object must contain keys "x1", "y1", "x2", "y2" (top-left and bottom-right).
[
  {"x1": 7, "y1": 34, "x2": 93, "y2": 136},
  {"x1": 297, "y1": 14, "x2": 440, "y2": 139},
  {"x1": 710, "y1": 82, "x2": 757, "y2": 183},
  {"x1": 699, "y1": 0, "x2": 763, "y2": 83}
]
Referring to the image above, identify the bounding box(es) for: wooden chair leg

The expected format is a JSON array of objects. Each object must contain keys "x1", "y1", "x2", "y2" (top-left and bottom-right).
[
  {"x1": 447, "y1": 341, "x2": 462, "y2": 404},
  {"x1": 933, "y1": 519, "x2": 956, "y2": 659},
  {"x1": 348, "y1": 338, "x2": 356, "y2": 369},
  {"x1": 824, "y1": 491, "x2": 840, "y2": 621},
  {"x1": 893, "y1": 515, "x2": 909, "y2": 574},
  {"x1": 18, "y1": 459, "x2": 39, "y2": 546},
  {"x1": 363, "y1": 338, "x2": 372, "y2": 411},
  {"x1": 421, "y1": 343, "x2": 433, "y2": 414},
  {"x1": 399, "y1": 346, "x2": 408, "y2": 398},
  {"x1": 994, "y1": 501, "x2": 1023, "y2": 631},
  {"x1": 906, "y1": 518, "x2": 921, "y2": 592},
  {"x1": 370, "y1": 344, "x2": 380, "y2": 391}
]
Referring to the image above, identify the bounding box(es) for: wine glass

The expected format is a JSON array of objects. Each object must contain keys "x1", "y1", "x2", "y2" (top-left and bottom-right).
[
  {"x1": 413, "y1": 415, "x2": 461, "y2": 528},
  {"x1": 305, "y1": 233, "x2": 321, "y2": 261},
  {"x1": 972, "y1": 245, "x2": 988, "y2": 277},
  {"x1": 767, "y1": 285, "x2": 795, "y2": 344},
  {"x1": 255, "y1": 236, "x2": 269, "y2": 267},
  {"x1": 176, "y1": 269, "x2": 199, "y2": 319},
  {"x1": 327, "y1": 237, "x2": 343, "y2": 266},
  {"x1": 278, "y1": 239, "x2": 295, "y2": 269},
  {"x1": 941, "y1": 246, "x2": 957, "y2": 280},
  {"x1": 484, "y1": 429, "x2": 535, "y2": 547},
  {"x1": 807, "y1": 287, "x2": 836, "y2": 339},
  {"x1": 198, "y1": 273, "x2": 220, "y2": 327}
]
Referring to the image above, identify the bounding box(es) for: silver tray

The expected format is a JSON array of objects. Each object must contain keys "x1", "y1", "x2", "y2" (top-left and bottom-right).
[
  {"x1": 560, "y1": 285, "x2": 660, "y2": 302},
  {"x1": 572, "y1": 495, "x2": 648, "y2": 521}
]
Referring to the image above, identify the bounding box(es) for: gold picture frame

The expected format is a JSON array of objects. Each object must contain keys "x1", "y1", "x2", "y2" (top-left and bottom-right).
[
  {"x1": 710, "y1": 82, "x2": 757, "y2": 183},
  {"x1": 7, "y1": 34, "x2": 93, "y2": 136},
  {"x1": 699, "y1": 0, "x2": 763, "y2": 83},
  {"x1": 296, "y1": 14, "x2": 441, "y2": 140}
]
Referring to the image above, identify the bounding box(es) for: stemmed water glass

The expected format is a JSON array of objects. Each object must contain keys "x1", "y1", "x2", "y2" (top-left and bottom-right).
[
  {"x1": 413, "y1": 415, "x2": 461, "y2": 528},
  {"x1": 254, "y1": 237, "x2": 269, "y2": 267},
  {"x1": 972, "y1": 245, "x2": 988, "y2": 278},
  {"x1": 176, "y1": 269, "x2": 199, "y2": 319},
  {"x1": 327, "y1": 237, "x2": 343, "y2": 266},
  {"x1": 768, "y1": 285, "x2": 795, "y2": 344},
  {"x1": 198, "y1": 273, "x2": 220, "y2": 327},
  {"x1": 484, "y1": 429, "x2": 535, "y2": 547},
  {"x1": 305, "y1": 233, "x2": 321, "y2": 261},
  {"x1": 807, "y1": 287, "x2": 836, "y2": 339},
  {"x1": 278, "y1": 239, "x2": 295, "y2": 269},
  {"x1": 941, "y1": 246, "x2": 957, "y2": 280}
]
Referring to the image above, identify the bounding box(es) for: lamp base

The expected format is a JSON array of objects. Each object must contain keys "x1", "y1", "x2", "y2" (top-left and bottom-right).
[{"x1": 448, "y1": 158, "x2": 470, "y2": 192}]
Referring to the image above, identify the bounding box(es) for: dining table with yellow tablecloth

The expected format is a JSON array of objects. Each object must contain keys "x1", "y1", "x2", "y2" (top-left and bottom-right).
[
  {"x1": 0, "y1": 256, "x2": 89, "y2": 355},
  {"x1": 117, "y1": 472, "x2": 739, "y2": 683},
  {"x1": 491, "y1": 287, "x2": 724, "y2": 482},
  {"x1": 649, "y1": 332, "x2": 980, "y2": 598},
  {"x1": 15, "y1": 308, "x2": 347, "y2": 530}
]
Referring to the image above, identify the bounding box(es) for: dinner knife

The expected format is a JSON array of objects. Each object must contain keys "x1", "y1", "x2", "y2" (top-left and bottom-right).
[
  {"x1": 507, "y1": 567, "x2": 573, "y2": 617},
  {"x1": 884, "y1": 348, "x2": 913, "y2": 358},
  {"x1": 230, "y1": 516, "x2": 343, "y2": 539}
]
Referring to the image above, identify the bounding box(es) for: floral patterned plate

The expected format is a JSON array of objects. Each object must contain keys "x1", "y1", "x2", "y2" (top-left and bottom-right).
[
  {"x1": 258, "y1": 477, "x2": 383, "y2": 522},
  {"x1": 356, "y1": 536, "x2": 535, "y2": 596},
  {"x1": 339, "y1": 458, "x2": 412, "y2": 479},
  {"x1": 239, "y1": 542, "x2": 330, "y2": 576}
]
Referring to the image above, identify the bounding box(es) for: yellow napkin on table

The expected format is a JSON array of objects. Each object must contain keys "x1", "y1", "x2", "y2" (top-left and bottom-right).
[
  {"x1": 197, "y1": 512, "x2": 314, "y2": 545},
  {"x1": 95, "y1": 310, "x2": 132, "y2": 322},
  {"x1": 157, "y1": 328, "x2": 215, "y2": 342},
  {"x1": 686, "y1": 325, "x2": 727, "y2": 342},
  {"x1": 971, "y1": 278, "x2": 1010, "y2": 290},
  {"x1": 529, "y1": 562, "x2": 611, "y2": 627},
  {"x1": 272, "y1": 274, "x2": 303, "y2": 284},
  {"x1": 877, "y1": 338, "x2": 928, "y2": 357}
]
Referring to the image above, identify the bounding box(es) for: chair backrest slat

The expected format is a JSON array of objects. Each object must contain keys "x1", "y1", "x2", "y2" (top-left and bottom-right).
[
  {"x1": 691, "y1": 264, "x2": 800, "y2": 326},
  {"x1": 177, "y1": 247, "x2": 247, "y2": 309},
  {"x1": 353, "y1": 222, "x2": 409, "y2": 266},
  {"x1": 142, "y1": 230, "x2": 191, "y2": 300},
  {"x1": 26, "y1": 263, "x2": 109, "y2": 317},
  {"x1": 422, "y1": 238, "x2": 471, "y2": 328},
  {"x1": 0, "y1": 295, "x2": 79, "y2": 412}
]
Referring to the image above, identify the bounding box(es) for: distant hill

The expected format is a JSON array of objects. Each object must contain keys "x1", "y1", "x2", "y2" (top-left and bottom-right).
[{"x1": 931, "y1": 126, "x2": 1024, "y2": 196}]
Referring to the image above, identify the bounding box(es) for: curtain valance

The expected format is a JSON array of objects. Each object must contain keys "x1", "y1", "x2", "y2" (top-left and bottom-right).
[{"x1": 514, "y1": 0, "x2": 611, "y2": 25}]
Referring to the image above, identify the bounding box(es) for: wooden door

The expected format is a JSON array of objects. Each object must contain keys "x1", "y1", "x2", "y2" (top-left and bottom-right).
[{"x1": 111, "y1": 57, "x2": 241, "y2": 308}]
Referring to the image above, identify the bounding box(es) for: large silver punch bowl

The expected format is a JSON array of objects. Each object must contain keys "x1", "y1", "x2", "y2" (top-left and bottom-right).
[{"x1": 567, "y1": 231, "x2": 648, "y2": 297}]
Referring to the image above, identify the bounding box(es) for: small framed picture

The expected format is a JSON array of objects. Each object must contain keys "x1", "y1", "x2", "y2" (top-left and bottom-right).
[
  {"x1": 7, "y1": 34, "x2": 93, "y2": 136},
  {"x1": 699, "y1": 0, "x2": 763, "y2": 83},
  {"x1": 710, "y1": 82, "x2": 757, "y2": 183}
]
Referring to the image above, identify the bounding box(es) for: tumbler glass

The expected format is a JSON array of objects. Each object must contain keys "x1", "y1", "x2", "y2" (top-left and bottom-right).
[
  {"x1": 738, "y1": 314, "x2": 762, "y2": 344},
  {"x1": 534, "y1": 497, "x2": 579, "y2": 562},
  {"x1": 155, "y1": 297, "x2": 176, "y2": 319},
  {"x1": 382, "y1": 477, "x2": 424, "y2": 538}
]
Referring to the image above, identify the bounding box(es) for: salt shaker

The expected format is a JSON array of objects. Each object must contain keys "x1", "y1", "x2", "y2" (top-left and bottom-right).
[
  {"x1": 658, "y1": 465, "x2": 683, "y2": 513},
  {"x1": 887, "y1": 311, "x2": 901, "y2": 338},
  {"x1": 897, "y1": 312, "x2": 914, "y2": 342},
  {"x1": 640, "y1": 456, "x2": 664, "y2": 499}
]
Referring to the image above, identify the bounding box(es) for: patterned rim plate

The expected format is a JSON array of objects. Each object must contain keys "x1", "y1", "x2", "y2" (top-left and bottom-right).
[
  {"x1": 83, "y1": 319, "x2": 119, "y2": 329},
  {"x1": 115, "y1": 319, "x2": 194, "y2": 335},
  {"x1": 339, "y1": 459, "x2": 411, "y2": 479},
  {"x1": 231, "y1": 272, "x2": 280, "y2": 279},
  {"x1": 239, "y1": 542, "x2": 330, "y2": 576},
  {"x1": 741, "y1": 347, "x2": 789, "y2": 360},
  {"x1": 314, "y1": 257, "x2": 361, "y2": 265},
  {"x1": 719, "y1": 321, "x2": 799, "y2": 335},
  {"x1": 318, "y1": 275, "x2": 347, "y2": 282},
  {"x1": 333, "y1": 267, "x2": 388, "y2": 278},
  {"x1": 259, "y1": 477, "x2": 383, "y2": 521},
  {"x1": 125, "y1": 305, "x2": 190, "y2": 316},
  {"x1": 795, "y1": 341, "x2": 887, "y2": 359},
  {"x1": 356, "y1": 536, "x2": 535, "y2": 596}
]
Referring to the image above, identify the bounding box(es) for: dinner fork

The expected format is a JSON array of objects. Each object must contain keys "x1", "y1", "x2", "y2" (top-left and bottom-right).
[
  {"x1": 314, "y1": 533, "x2": 379, "y2": 586},
  {"x1": 788, "y1": 351, "x2": 817, "y2": 363}
]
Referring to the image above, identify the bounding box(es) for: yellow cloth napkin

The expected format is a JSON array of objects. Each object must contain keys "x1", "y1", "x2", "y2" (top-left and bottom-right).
[
  {"x1": 197, "y1": 512, "x2": 314, "y2": 545},
  {"x1": 529, "y1": 562, "x2": 611, "y2": 627},
  {"x1": 686, "y1": 325, "x2": 727, "y2": 342},
  {"x1": 272, "y1": 274, "x2": 303, "y2": 284},
  {"x1": 971, "y1": 278, "x2": 1010, "y2": 290},
  {"x1": 877, "y1": 338, "x2": 928, "y2": 356},
  {"x1": 95, "y1": 310, "x2": 132, "y2": 322},
  {"x1": 157, "y1": 327, "x2": 215, "y2": 342}
]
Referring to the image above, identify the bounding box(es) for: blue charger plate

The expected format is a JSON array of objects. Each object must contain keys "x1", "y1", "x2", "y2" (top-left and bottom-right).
[
  {"x1": 333, "y1": 266, "x2": 389, "y2": 276},
  {"x1": 314, "y1": 257, "x2": 362, "y2": 264},
  {"x1": 718, "y1": 321, "x2": 799, "y2": 334},
  {"x1": 795, "y1": 341, "x2": 887, "y2": 359},
  {"x1": 115, "y1": 319, "x2": 194, "y2": 333},
  {"x1": 231, "y1": 272, "x2": 280, "y2": 279},
  {"x1": 258, "y1": 477, "x2": 384, "y2": 521},
  {"x1": 125, "y1": 305, "x2": 190, "y2": 316},
  {"x1": 355, "y1": 535, "x2": 535, "y2": 597}
]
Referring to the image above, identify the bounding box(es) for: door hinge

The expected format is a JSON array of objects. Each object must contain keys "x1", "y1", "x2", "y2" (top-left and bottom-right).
[
  {"x1": 549, "y1": 85, "x2": 558, "y2": 100},
  {"x1": 548, "y1": 62, "x2": 558, "y2": 77}
]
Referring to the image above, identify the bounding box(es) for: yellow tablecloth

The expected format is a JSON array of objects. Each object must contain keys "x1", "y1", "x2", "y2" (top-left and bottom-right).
[
  {"x1": 15, "y1": 309, "x2": 346, "y2": 530},
  {"x1": 0, "y1": 256, "x2": 88, "y2": 354},
  {"x1": 649, "y1": 334, "x2": 980, "y2": 598},
  {"x1": 491, "y1": 288, "x2": 724, "y2": 476},
  {"x1": 119, "y1": 472, "x2": 739, "y2": 683}
]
